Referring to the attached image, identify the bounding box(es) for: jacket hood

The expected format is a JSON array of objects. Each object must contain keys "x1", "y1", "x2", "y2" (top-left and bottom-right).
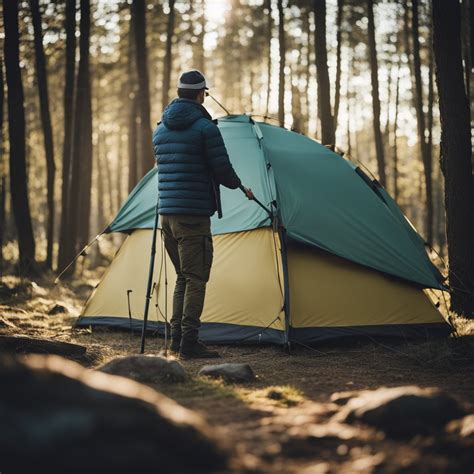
[{"x1": 161, "y1": 98, "x2": 212, "y2": 130}]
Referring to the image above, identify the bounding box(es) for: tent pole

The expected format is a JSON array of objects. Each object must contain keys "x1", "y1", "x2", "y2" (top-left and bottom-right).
[
  {"x1": 140, "y1": 189, "x2": 160, "y2": 354},
  {"x1": 279, "y1": 227, "x2": 291, "y2": 353}
]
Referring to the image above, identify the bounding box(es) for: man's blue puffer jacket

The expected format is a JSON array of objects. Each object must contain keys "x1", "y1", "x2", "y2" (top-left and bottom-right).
[{"x1": 152, "y1": 98, "x2": 241, "y2": 217}]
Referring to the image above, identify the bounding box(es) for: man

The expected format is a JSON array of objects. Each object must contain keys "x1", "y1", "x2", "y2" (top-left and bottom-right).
[{"x1": 152, "y1": 70, "x2": 253, "y2": 359}]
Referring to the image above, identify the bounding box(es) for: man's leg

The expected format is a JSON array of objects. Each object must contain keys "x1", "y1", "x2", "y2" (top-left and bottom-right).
[
  {"x1": 170, "y1": 215, "x2": 218, "y2": 358},
  {"x1": 179, "y1": 234, "x2": 213, "y2": 341},
  {"x1": 160, "y1": 216, "x2": 186, "y2": 341}
]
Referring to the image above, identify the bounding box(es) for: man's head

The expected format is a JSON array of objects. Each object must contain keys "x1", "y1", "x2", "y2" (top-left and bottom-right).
[{"x1": 177, "y1": 70, "x2": 208, "y2": 104}]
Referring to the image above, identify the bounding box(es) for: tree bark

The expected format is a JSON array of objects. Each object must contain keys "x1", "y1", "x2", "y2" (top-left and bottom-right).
[
  {"x1": 58, "y1": 0, "x2": 76, "y2": 272},
  {"x1": 29, "y1": 0, "x2": 56, "y2": 269},
  {"x1": 366, "y1": 0, "x2": 386, "y2": 186},
  {"x1": 127, "y1": 12, "x2": 138, "y2": 193},
  {"x1": 333, "y1": 0, "x2": 343, "y2": 135},
  {"x1": 131, "y1": 0, "x2": 153, "y2": 178},
  {"x1": 277, "y1": 0, "x2": 285, "y2": 127},
  {"x1": 412, "y1": 0, "x2": 433, "y2": 245},
  {"x1": 313, "y1": 0, "x2": 335, "y2": 146},
  {"x1": 162, "y1": 0, "x2": 175, "y2": 109},
  {"x1": 392, "y1": 65, "x2": 400, "y2": 202},
  {"x1": 3, "y1": 0, "x2": 36, "y2": 271},
  {"x1": 0, "y1": 58, "x2": 5, "y2": 280},
  {"x1": 265, "y1": 0, "x2": 272, "y2": 117},
  {"x1": 432, "y1": 0, "x2": 474, "y2": 316},
  {"x1": 68, "y1": 0, "x2": 93, "y2": 265}
]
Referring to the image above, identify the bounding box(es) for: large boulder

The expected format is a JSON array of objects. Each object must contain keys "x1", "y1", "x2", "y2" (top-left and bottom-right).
[
  {"x1": 0, "y1": 355, "x2": 229, "y2": 473},
  {"x1": 100, "y1": 355, "x2": 188, "y2": 384},
  {"x1": 342, "y1": 386, "x2": 464, "y2": 438},
  {"x1": 199, "y1": 363, "x2": 256, "y2": 383}
]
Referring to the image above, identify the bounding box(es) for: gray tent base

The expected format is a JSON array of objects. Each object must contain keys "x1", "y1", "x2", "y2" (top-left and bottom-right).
[{"x1": 75, "y1": 317, "x2": 451, "y2": 345}]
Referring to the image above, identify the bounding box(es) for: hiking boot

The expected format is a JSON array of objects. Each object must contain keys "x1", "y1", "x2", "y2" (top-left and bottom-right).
[
  {"x1": 169, "y1": 337, "x2": 181, "y2": 354},
  {"x1": 180, "y1": 340, "x2": 220, "y2": 359}
]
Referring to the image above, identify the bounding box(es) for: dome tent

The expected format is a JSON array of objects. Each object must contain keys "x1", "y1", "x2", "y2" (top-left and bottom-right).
[{"x1": 76, "y1": 115, "x2": 449, "y2": 344}]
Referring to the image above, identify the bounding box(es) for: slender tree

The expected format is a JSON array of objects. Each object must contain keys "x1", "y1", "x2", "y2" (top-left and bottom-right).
[
  {"x1": 29, "y1": 0, "x2": 56, "y2": 269},
  {"x1": 313, "y1": 0, "x2": 335, "y2": 146},
  {"x1": 196, "y1": 0, "x2": 206, "y2": 74},
  {"x1": 127, "y1": 11, "x2": 138, "y2": 192},
  {"x1": 3, "y1": 0, "x2": 36, "y2": 271},
  {"x1": 58, "y1": 0, "x2": 76, "y2": 271},
  {"x1": 366, "y1": 0, "x2": 386, "y2": 186},
  {"x1": 0, "y1": 58, "x2": 5, "y2": 280},
  {"x1": 432, "y1": 0, "x2": 474, "y2": 316},
  {"x1": 131, "y1": 0, "x2": 153, "y2": 177},
  {"x1": 162, "y1": 0, "x2": 175, "y2": 109},
  {"x1": 264, "y1": 0, "x2": 272, "y2": 117},
  {"x1": 333, "y1": 0, "x2": 343, "y2": 134},
  {"x1": 392, "y1": 65, "x2": 400, "y2": 202},
  {"x1": 68, "y1": 0, "x2": 93, "y2": 264},
  {"x1": 277, "y1": 0, "x2": 285, "y2": 127},
  {"x1": 412, "y1": 0, "x2": 433, "y2": 244}
]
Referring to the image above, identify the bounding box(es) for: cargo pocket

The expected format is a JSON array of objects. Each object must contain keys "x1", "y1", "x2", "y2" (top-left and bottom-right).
[{"x1": 202, "y1": 236, "x2": 214, "y2": 282}]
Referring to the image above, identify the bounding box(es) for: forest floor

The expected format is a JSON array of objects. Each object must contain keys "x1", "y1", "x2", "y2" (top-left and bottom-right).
[{"x1": 1, "y1": 271, "x2": 474, "y2": 473}]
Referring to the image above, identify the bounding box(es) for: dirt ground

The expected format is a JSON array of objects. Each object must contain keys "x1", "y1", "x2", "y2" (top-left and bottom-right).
[{"x1": 1, "y1": 273, "x2": 473, "y2": 473}]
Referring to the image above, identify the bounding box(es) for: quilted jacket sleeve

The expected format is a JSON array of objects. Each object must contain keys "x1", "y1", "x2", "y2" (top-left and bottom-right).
[{"x1": 202, "y1": 121, "x2": 242, "y2": 189}]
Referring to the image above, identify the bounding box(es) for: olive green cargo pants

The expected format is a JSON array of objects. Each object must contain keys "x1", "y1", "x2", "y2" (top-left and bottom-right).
[{"x1": 160, "y1": 215, "x2": 213, "y2": 341}]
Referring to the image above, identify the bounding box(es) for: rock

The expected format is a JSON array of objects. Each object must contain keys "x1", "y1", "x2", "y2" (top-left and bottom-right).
[
  {"x1": 446, "y1": 414, "x2": 474, "y2": 439},
  {"x1": 0, "y1": 335, "x2": 87, "y2": 358},
  {"x1": 199, "y1": 363, "x2": 256, "y2": 383},
  {"x1": 343, "y1": 386, "x2": 464, "y2": 438},
  {"x1": 100, "y1": 355, "x2": 188, "y2": 384},
  {"x1": 330, "y1": 390, "x2": 360, "y2": 406},
  {"x1": 47, "y1": 304, "x2": 68, "y2": 315},
  {"x1": 0, "y1": 355, "x2": 228, "y2": 473}
]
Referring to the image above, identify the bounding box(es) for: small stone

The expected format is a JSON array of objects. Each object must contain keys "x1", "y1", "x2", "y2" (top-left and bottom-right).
[
  {"x1": 199, "y1": 363, "x2": 255, "y2": 383},
  {"x1": 343, "y1": 386, "x2": 464, "y2": 438},
  {"x1": 446, "y1": 414, "x2": 474, "y2": 439},
  {"x1": 48, "y1": 304, "x2": 68, "y2": 315},
  {"x1": 100, "y1": 355, "x2": 188, "y2": 384},
  {"x1": 268, "y1": 389, "x2": 284, "y2": 400},
  {"x1": 330, "y1": 390, "x2": 360, "y2": 406}
]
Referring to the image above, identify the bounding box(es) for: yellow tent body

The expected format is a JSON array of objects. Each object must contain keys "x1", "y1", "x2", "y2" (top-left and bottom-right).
[{"x1": 80, "y1": 228, "x2": 446, "y2": 344}]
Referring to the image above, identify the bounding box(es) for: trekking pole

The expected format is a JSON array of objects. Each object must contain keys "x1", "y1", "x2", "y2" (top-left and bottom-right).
[
  {"x1": 140, "y1": 188, "x2": 160, "y2": 354},
  {"x1": 239, "y1": 185, "x2": 273, "y2": 222}
]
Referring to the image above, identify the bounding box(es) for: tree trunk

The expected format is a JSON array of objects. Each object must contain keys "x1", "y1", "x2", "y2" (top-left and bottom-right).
[
  {"x1": 392, "y1": 65, "x2": 400, "y2": 202},
  {"x1": 412, "y1": 0, "x2": 433, "y2": 245},
  {"x1": 0, "y1": 58, "x2": 5, "y2": 281},
  {"x1": 461, "y1": 0, "x2": 471, "y2": 105},
  {"x1": 29, "y1": 0, "x2": 56, "y2": 269},
  {"x1": 116, "y1": 127, "x2": 124, "y2": 212},
  {"x1": 131, "y1": 0, "x2": 153, "y2": 177},
  {"x1": 265, "y1": 0, "x2": 272, "y2": 117},
  {"x1": 432, "y1": 0, "x2": 474, "y2": 316},
  {"x1": 57, "y1": 0, "x2": 76, "y2": 272},
  {"x1": 3, "y1": 0, "x2": 36, "y2": 271},
  {"x1": 277, "y1": 0, "x2": 285, "y2": 127},
  {"x1": 127, "y1": 11, "x2": 138, "y2": 192},
  {"x1": 291, "y1": 72, "x2": 303, "y2": 133},
  {"x1": 333, "y1": 0, "x2": 343, "y2": 135},
  {"x1": 313, "y1": 0, "x2": 335, "y2": 146},
  {"x1": 367, "y1": 0, "x2": 386, "y2": 186},
  {"x1": 162, "y1": 0, "x2": 175, "y2": 109},
  {"x1": 196, "y1": 0, "x2": 206, "y2": 74},
  {"x1": 68, "y1": 0, "x2": 93, "y2": 266}
]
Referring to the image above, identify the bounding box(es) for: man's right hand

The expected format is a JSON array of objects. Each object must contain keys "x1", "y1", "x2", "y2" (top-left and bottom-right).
[{"x1": 243, "y1": 187, "x2": 255, "y2": 200}]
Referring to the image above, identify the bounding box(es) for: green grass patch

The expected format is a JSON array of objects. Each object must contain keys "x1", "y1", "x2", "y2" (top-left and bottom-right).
[{"x1": 238, "y1": 384, "x2": 305, "y2": 408}]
